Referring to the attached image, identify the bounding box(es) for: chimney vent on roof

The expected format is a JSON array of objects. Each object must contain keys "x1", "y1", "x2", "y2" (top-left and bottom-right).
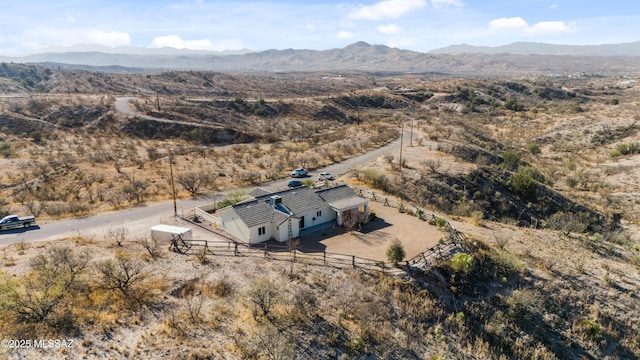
[{"x1": 269, "y1": 195, "x2": 282, "y2": 207}]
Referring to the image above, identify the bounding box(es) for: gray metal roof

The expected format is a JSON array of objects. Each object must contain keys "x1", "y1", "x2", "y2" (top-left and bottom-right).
[
  {"x1": 232, "y1": 200, "x2": 274, "y2": 228},
  {"x1": 316, "y1": 184, "x2": 363, "y2": 209},
  {"x1": 231, "y1": 185, "x2": 364, "y2": 229},
  {"x1": 254, "y1": 186, "x2": 328, "y2": 216},
  {"x1": 249, "y1": 187, "x2": 273, "y2": 197}
]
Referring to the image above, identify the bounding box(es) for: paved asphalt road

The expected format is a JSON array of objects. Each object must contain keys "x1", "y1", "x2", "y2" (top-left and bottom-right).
[{"x1": 0, "y1": 97, "x2": 412, "y2": 245}]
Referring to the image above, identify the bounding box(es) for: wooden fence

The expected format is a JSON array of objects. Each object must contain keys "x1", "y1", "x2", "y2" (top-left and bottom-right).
[
  {"x1": 169, "y1": 232, "x2": 469, "y2": 276},
  {"x1": 172, "y1": 187, "x2": 471, "y2": 275},
  {"x1": 169, "y1": 235, "x2": 395, "y2": 274}
]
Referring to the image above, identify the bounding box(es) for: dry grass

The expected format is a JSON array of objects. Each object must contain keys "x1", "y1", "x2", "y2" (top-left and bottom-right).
[{"x1": 2, "y1": 68, "x2": 640, "y2": 358}]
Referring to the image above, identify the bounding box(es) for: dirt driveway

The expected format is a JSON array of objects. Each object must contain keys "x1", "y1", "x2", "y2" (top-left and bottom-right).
[{"x1": 297, "y1": 201, "x2": 445, "y2": 262}]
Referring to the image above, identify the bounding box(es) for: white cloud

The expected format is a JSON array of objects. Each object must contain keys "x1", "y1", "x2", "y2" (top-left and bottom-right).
[
  {"x1": 150, "y1": 35, "x2": 243, "y2": 51},
  {"x1": 489, "y1": 17, "x2": 528, "y2": 31},
  {"x1": 550, "y1": 4, "x2": 558, "y2": 9},
  {"x1": 489, "y1": 17, "x2": 573, "y2": 36},
  {"x1": 386, "y1": 38, "x2": 416, "y2": 48},
  {"x1": 525, "y1": 21, "x2": 573, "y2": 36},
  {"x1": 378, "y1": 24, "x2": 402, "y2": 34},
  {"x1": 431, "y1": 0, "x2": 464, "y2": 8},
  {"x1": 349, "y1": 0, "x2": 426, "y2": 20},
  {"x1": 337, "y1": 31, "x2": 355, "y2": 39},
  {"x1": 306, "y1": 23, "x2": 316, "y2": 31},
  {"x1": 84, "y1": 30, "x2": 131, "y2": 47}
]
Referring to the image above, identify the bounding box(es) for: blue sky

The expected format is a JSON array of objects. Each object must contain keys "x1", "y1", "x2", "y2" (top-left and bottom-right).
[{"x1": 1, "y1": 0, "x2": 639, "y2": 54}]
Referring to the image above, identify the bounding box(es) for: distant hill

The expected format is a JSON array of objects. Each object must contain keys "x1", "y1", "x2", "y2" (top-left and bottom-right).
[
  {"x1": 429, "y1": 41, "x2": 640, "y2": 56},
  {"x1": 2, "y1": 41, "x2": 640, "y2": 75}
]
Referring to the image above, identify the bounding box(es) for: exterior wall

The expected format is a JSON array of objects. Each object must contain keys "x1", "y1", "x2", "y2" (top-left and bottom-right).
[
  {"x1": 274, "y1": 218, "x2": 300, "y2": 242},
  {"x1": 335, "y1": 201, "x2": 369, "y2": 226},
  {"x1": 247, "y1": 224, "x2": 273, "y2": 244},
  {"x1": 195, "y1": 203, "x2": 218, "y2": 224},
  {"x1": 274, "y1": 220, "x2": 289, "y2": 242},
  {"x1": 217, "y1": 208, "x2": 250, "y2": 242},
  {"x1": 298, "y1": 205, "x2": 335, "y2": 230}
]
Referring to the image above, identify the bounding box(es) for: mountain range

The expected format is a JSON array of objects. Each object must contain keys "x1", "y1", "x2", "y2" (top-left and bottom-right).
[{"x1": 2, "y1": 41, "x2": 640, "y2": 75}]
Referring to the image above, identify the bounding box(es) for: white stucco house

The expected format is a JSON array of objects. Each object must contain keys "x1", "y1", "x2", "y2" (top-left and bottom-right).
[{"x1": 212, "y1": 185, "x2": 368, "y2": 244}]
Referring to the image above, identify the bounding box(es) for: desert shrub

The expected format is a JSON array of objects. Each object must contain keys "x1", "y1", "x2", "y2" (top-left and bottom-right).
[
  {"x1": 362, "y1": 169, "x2": 389, "y2": 191},
  {"x1": 435, "y1": 217, "x2": 448, "y2": 229},
  {"x1": 450, "y1": 253, "x2": 474, "y2": 274},
  {"x1": 0, "y1": 142, "x2": 15, "y2": 158},
  {"x1": 612, "y1": 142, "x2": 640, "y2": 157},
  {"x1": 547, "y1": 212, "x2": 589, "y2": 235},
  {"x1": 500, "y1": 151, "x2": 520, "y2": 171},
  {"x1": 205, "y1": 278, "x2": 234, "y2": 298},
  {"x1": 139, "y1": 237, "x2": 162, "y2": 261},
  {"x1": 96, "y1": 252, "x2": 150, "y2": 308},
  {"x1": 527, "y1": 142, "x2": 541, "y2": 155},
  {"x1": 217, "y1": 190, "x2": 244, "y2": 209},
  {"x1": 510, "y1": 166, "x2": 544, "y2": 197},
  {"x1": 0, "y1": 247, "x2": 90, "y2": 335},
  {"x1": 576, "y1": 319, "x2": 603, "y2": 342},
  {"x1": 386, "y1": 239, "x2": 406, "y2": 265},
  {"x1": 245, "y1": 277, "x2": 280, "y2": 320},
  {"x1": 504, "y1": 99, "x2": 525, "y2": 112},
  {"x1": 488, "y1": 249, "x2": 525, "y2": 277},
  {"x1": 506, "y1": 289, "x2": 540, "y2": 321},
  {"x1": 571, "y1": 102, "x2": 584, "y2": 113}
]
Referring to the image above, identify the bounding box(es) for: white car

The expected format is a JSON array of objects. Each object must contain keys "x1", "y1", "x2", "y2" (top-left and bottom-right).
[
  {"x1": 318, "y1": 172, "x2": 334, "y2": 181},
  {"x1": 290, "y1": 168, "x2": 308, "y2": 177}
]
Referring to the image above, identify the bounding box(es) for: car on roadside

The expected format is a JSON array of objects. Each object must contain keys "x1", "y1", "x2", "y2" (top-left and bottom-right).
[
  {"x1": 287, "y1": 180, "x2": 303, "y2": 188},
  {"x1": 0, "y1": 214, "x2": 36, "y2": 231},
  {"x1": 290, "y1": 168, "x2": 308, "y2": 178},
  {"x1": 318, "y1": 172, "x2": 334, "y2": 181}
]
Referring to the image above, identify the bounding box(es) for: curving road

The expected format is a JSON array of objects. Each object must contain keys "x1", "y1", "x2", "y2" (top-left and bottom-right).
[
  {"x1": 114, "y1": 96, "x2": 226, "y2": 128},
  {"x1": 0, "y1": 98, "x2": 412, "y2": 245}
]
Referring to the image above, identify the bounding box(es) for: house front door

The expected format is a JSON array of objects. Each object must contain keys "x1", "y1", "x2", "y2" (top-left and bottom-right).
[{"x1": 299, "y1": 216, "x2": 305, "y2": 229}]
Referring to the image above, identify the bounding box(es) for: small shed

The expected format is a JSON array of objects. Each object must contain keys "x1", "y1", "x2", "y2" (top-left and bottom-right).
[{"x1": 151, "y1": 224, "x2": 192, "y2": 242}]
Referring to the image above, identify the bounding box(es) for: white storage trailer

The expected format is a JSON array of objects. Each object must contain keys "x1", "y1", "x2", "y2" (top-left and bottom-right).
[{"x1": 150, "y1": 224, "x2": 192, "y2": 242}]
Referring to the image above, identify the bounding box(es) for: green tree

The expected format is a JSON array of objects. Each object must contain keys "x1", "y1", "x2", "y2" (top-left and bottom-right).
[{"x1": 386, "y1": 239, "x2": 406, "y2": 265}]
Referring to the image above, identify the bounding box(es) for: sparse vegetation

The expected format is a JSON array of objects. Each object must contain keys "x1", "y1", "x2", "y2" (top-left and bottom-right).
[
  {"x1": 1, "y1": 65, "x2": 640, "y2": 359},
  {"x1": 386, "y1": 239, "x2": 406, "y2": 265}
]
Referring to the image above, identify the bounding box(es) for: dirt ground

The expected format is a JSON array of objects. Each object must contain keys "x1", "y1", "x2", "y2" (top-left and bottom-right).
[{"x1": 287, "y1": 201, "x2": 444, "y2": 262}]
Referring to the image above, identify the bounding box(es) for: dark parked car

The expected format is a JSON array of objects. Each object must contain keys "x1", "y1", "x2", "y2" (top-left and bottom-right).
[{"x1": 287, "y1": 180, "x2": 303, "y2": 188}]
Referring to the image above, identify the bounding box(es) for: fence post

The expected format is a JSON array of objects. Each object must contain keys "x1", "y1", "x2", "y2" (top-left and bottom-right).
[
  {"x1": 293, "y1": 249, "x2": 297, "y2": 263},
  {"x1": 234, "y1": 243, "x2": 238, "y2": 256},
  {"x1": 323, "y1": 252, "x2": 326, "y2": 266},
  {"x1": 352, "y1": 255, "x2": 355, "y2": 268},
  {"x1": 264, "y1": 244, "x2": 268, "y2": 258}
]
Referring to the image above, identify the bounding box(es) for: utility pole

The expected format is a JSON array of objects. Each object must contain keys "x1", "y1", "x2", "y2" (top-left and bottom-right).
[
  {"x1": 410, "y1": 117, "x2": 414, "y2": 147},
  {"x1": 398, "y1": 122, "x2": 404, "y2": 175},
  {"x1": 167, "y1": 148, "x2": 177, "y2": 218}
]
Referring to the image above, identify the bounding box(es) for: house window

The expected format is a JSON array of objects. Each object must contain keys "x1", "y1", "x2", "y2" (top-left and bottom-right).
[
  {"x1": 317, "y1": 210, "x2": 322, "y2": 217},
  {"x1": 258, "y1": 226, "x2": 266, "y2": 236}
]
